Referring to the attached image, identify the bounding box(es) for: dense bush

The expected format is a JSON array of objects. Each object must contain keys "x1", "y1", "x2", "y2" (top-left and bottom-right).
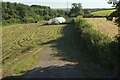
[
  {"x1": 22, "y1": 17, "x2": 35, "y2": 23},
  {"x1": 7, "y1": 18, "x2": 17, "y2": 23},
  {"x1": 2, "y1": 20, "x2": 8, "y2": 26},
  {"x1": 73, "y1": 16, "x2": 119, "y2": 70}
]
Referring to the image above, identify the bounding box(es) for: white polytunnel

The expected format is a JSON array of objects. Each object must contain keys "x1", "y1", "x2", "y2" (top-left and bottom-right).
[{"x1": 48, "y1": 17, "x2": 66, "y2": 24}]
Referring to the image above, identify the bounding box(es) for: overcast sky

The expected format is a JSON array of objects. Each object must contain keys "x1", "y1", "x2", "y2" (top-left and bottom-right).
[{"x1": 2, "y1": 0, "x2": 115, "y2": 8}]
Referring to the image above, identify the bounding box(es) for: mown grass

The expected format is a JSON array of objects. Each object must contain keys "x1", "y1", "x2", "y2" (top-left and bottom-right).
[
  {"x1": 2, "y1": 22, "x2": 65, "y2": 78},
  {"x1": 92, "y1": 9, "x2": 116, "y2": 16}
]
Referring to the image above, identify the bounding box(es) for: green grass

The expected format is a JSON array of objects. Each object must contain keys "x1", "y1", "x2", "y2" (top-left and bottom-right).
[
  {"x1": 92, "y1": 9, "x2": 116, "y2": 16},
  {"x1": 2, "y1": 22, "x2": 65, "y2": 77}
]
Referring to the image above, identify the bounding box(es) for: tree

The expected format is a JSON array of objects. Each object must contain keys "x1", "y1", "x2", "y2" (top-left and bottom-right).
[
  {"x1": 16, "y1": 5, "x2": 26, "y2": 19},
  {"x1": 108, "y1": 0, "x2": 120, "y2": 27},
  {"x1": 69, "y1": 3, "x2": 84, "y2": 17},
  {"x1": 115, "y1": 1, "x2": 120, "y2": 27},
  {"x1": 108, "y1": 0, "x2": 120, "y2": 77}
]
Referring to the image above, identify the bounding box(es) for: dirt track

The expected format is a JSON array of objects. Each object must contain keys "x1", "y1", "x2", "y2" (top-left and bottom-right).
[{"x1": 23, "y1": 45, "x2": 85, "y2": 78}]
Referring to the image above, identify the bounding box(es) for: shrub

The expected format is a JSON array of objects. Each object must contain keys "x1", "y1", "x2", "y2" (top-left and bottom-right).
[
  {"x1": 2, "y1": 20, "x2": 8, "y2": 26},
  {"x1": 22, "y1": 17, "x2": 35, "y2": 23},
  {"x1": 44, "y1": 15, "x2": 51, "y2": 20},
  {"x1": 7, "y1": 18, "x2": 17, "y2": 23}
]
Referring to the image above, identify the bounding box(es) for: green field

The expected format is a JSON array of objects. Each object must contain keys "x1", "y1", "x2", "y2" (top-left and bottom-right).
[{"x1": 92, "y1": 9, "x2": 116, "y2": 16}]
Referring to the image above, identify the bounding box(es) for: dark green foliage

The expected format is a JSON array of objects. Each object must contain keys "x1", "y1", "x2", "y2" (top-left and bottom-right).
[
  {"x1": 73, "y1": 16, "x2": 119, "y2": 71},
  {"x1": 22, "y1": 17, "x2": 35, "y2": 23},
  {"x1": 8, "y1": 18, "x2": 17, "y2": 23},
  {"x1": 69, "y1": 3, "x2": 84, "y2": 17},
  {"x1": 83, "y1": 9, "x2": 91, "y2": 16},
  {"x1": 109, "y1": 2, "x2": 120, "y2": 72},
  {"x1": 109, "y1": 1, "x2": 120, "y2": 27},
  {"x1": 115, "y1": 1, "x2": 120, "y2": 27},
  {"x1": 2, "y1": 2, "x2": 68, "y2": 25}
]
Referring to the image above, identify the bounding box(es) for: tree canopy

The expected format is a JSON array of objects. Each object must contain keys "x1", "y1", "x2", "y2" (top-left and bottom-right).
[
  {"x1": 69, "y1": 3, "x2": 84, "y2": 17},
  {"x1": 115, "y1": 1, "x2": 120, "y2": 27}
]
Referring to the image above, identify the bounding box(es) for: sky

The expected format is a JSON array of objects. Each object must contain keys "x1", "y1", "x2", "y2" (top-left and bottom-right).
[{"x1": 2, "y1": 0, "x2": 116, "y2": 9}]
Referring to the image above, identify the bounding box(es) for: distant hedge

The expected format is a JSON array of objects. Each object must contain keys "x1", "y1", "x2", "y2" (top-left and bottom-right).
[{"x1": 73, "y1": 16, "x2": 119, "y2": 71}]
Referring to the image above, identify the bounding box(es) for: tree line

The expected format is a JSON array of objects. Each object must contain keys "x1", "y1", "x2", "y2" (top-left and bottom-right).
[
  {"x1": 2, "y1": 2, "x2": 68, "y2": 25},
  {"x1": 2, "y1": 2, "x2": 91, "y2": 25}
]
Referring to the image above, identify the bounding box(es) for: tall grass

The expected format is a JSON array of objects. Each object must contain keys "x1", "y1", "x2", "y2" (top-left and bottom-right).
[{"x1": 72, "y1": 16, "x2": 119, "y2": 71}]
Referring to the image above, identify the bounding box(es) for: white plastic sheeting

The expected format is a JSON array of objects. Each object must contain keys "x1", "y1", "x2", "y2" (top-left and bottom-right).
[{"x1": 48, "y1": 17, "x2": 66, "y2": 24}]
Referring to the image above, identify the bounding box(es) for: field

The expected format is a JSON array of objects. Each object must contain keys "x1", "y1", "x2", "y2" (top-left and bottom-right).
[
  {"x1": 86, "y1": 18, "x2": 118, "y2": 38},
  {"x1": 91, "y1": 9, "x2": 116, "y2": 16},
  {"x1": 2, "y1": 18, "x2": 119, "y2": 78},
  {"x1": 2, "y1": 22, "x2": 65, "y2": 77}
]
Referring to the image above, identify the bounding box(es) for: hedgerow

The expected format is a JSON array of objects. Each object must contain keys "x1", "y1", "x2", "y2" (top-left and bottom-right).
[{"x1": 73, "y1": 16, "x2": 119, "y2": 70}]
